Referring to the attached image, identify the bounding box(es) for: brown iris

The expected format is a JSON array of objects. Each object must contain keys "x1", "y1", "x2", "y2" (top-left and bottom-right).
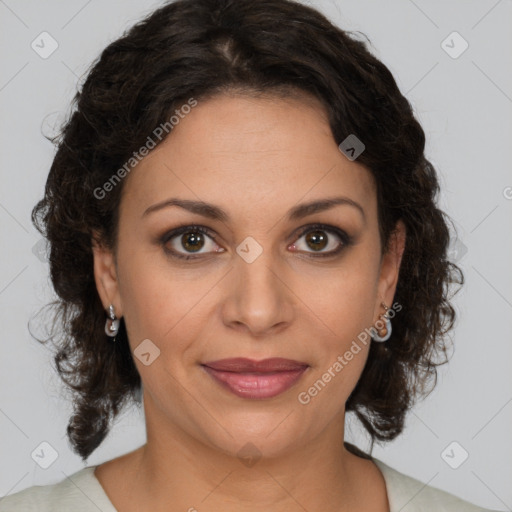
[
  {"x1": 305, "y1": 230, "x2": 328, "y2": 251},
  {"x1": 181, "y1": 231, "x2": 205, "y2": 252}
]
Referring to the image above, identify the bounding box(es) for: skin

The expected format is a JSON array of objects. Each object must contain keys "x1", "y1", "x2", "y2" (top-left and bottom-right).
[{"x1": 92, "y1": 91, "x2": 406, "y2": 512}]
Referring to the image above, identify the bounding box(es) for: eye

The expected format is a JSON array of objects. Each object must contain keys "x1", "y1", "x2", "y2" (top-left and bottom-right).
[
  {"x1": 161, "y1": 225, "x2": 224, "y2": 260},
  {"x1": 160, "y1": 223, "x2": 353, "y2": 261},
  {"x1": 289, "y1": 223, "x2": 352, "y2": 257}
]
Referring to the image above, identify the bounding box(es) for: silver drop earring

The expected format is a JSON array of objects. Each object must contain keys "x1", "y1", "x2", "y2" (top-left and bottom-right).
[
  {"x1": 372, "y1": 302, "x2": 392, "y2": 342},
  {"x1": 105, "y1": 304, "x2": 120, "y2": 339}
]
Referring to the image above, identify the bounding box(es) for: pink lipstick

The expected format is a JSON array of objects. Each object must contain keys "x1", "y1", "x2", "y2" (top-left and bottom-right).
[{"x1": 202, "y1": 357, "x2": 309, "y2": 399}]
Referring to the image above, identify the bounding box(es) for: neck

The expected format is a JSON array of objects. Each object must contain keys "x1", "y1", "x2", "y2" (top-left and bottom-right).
[{"x1": 121, "y1": 410, "x2": 377, "y2": 512}]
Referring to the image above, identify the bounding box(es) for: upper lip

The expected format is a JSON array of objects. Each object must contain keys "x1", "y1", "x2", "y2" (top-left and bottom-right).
[{"x1": 202, "y1": 358, "x2": 309, "y2": 373}]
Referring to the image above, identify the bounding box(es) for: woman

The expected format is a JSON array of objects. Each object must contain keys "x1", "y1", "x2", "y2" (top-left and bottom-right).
[{"x1": 0, "y1": 0, "x2": 499, "y2": 510}]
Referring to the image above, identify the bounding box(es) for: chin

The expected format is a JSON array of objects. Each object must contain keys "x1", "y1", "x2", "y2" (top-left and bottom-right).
[{"x1": 193, "y1": 409, "x2": 308, "y2": 462}]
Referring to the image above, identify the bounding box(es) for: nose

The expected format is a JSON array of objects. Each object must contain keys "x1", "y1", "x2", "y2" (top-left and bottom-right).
[{"x1": 221, "y1": 247, "x2": 295, "y2": 337}]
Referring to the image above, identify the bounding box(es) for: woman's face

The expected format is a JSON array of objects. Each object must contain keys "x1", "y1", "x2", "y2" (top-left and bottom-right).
[{"x1": 93, "y1": 92, "x2": 405, "y2": 459}]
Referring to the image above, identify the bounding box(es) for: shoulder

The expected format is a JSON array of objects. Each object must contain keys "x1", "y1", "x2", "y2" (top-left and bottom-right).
[
  {"x1": 372, "y1": 458, "x2": 499, "y2": 512},
  {"x1": 0, "y1": 466, "x2": 116, "y2": 512}
]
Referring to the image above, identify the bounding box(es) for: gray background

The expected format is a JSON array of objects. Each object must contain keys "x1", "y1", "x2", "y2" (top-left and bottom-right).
[{"x1": 0, "y1": 0, "x2": 511, "y2": 509}]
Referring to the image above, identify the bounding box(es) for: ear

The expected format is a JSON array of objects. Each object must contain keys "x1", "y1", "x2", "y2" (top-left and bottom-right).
[
  {"x1": 375, "y1": 219, "x2": 406, "y2": 318},
  {"x1": 92, "y1": 231, "x2": 123, "y2": 317}
]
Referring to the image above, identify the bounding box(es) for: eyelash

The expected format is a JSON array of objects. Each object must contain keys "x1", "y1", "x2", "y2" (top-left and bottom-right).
[{"x1": 159, "y1": 223, "x2": 353, "y2": 261}]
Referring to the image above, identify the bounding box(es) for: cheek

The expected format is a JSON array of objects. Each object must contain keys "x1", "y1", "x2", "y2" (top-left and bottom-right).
[
  {"x1": 116, "y1": 246, "x2": 209, "y2": 355},
  {"x1": 296, "y1": 253, "x2": 379, "y2": 340},
  {"x1": 291, "y1": 247, "x2": 380, "y2": 403},
  {"x1": 296, "y1": 273, "x2": 376, "y2": 411}
]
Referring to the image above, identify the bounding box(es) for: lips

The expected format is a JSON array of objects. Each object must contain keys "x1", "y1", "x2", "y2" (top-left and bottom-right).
[
  {"x1": 203, "y1": 357, "x2": 308, "y2": 373},
  {"x1": 202, "y1": 358, "x2": 309, "y2": 399}
]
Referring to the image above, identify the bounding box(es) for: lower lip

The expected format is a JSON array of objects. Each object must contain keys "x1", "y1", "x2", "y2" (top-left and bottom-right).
[{"x1": 202, "y1": 366, "x2": 308, "y2": 399}]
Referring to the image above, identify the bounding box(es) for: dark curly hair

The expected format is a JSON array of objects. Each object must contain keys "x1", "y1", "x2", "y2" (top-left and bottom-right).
[{"x1": 31, "y1": 0, "x2": 463, "y2": 462}]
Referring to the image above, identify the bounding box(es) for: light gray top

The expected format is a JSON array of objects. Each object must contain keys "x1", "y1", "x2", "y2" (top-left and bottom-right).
[{"x1": 0, "y1": 457, "x2": 499, "y2": 511}]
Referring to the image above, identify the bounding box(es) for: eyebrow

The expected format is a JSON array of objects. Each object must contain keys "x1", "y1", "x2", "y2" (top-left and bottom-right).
[{"x1": 142, "y1": 196, "x2": 366, "y2": 223}]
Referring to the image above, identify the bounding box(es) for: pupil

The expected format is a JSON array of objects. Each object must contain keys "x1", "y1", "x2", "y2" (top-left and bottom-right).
[
  {"x1": 306, "y1": 230, "x2": 327, "y2": 251},
  {"x1": 182, "y1": 232, "x2": 204, "y2": 252}
]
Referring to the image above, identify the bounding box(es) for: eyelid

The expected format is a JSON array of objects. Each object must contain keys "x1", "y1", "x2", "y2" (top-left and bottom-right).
[
  {"x1": 292, "y1": 223, "x2": 343, "y2": 242},
  {"x1": 160, "y1": 224, "x2": 217, "y2": 244}
]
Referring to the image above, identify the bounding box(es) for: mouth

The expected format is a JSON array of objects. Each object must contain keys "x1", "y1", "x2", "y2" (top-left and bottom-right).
[{"x1": 201, "y1": 358, "x2": 309, "y2": 399}]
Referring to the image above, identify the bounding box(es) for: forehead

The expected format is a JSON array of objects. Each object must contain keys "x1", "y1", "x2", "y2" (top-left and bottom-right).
[{"x1": 120, "y1": 93, "x2": 376, "y2": 221}]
